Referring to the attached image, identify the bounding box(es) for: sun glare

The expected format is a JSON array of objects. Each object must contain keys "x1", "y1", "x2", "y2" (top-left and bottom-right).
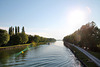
[{"x1": 68, "y1": 10, "x2": 86, "y2": 27}]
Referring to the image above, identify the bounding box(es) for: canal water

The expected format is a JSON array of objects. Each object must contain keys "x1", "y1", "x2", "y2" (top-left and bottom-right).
[{"x1": 0, "y1": 41, "x2": 82, "y2": 67}]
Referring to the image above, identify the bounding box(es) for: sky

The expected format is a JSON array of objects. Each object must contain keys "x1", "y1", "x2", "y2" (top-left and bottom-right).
[{"x1": 0, "y1": 0, "x2": 100, "y2": 39}]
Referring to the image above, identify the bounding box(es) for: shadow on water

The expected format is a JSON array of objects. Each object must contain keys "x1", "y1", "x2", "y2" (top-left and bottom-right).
[{"x1": 0, "y1": 41, "x2": 82, "y2": 67}]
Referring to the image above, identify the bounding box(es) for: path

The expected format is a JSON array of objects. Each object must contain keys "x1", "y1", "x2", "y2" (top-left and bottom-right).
[{"x1": 70, "y1": 43, "x2": 100, "y2": 67}]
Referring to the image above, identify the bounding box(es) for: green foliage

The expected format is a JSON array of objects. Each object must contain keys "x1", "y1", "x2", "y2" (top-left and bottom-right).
[
  {"x1": 8, "y1": 26, "x2": 28, "y2": 45},
  {"x1": 27, "y1": 35, "x2": 34, "y2": 43},
  {"x1": 19, "y1": 33, "x2": 28, "y2": 44},
  {"x1": 10, "y1": 34, "x2": 22, "y2": 45},
  {"x1": 33, "y1": 35, "x2": 40, "y2": 43},
  {"x1": 70, "y1": 46, "x2": 98, "y2": 67},
  {"x1": 0, "y1": 26, "x2": 56, "y2": 47},
  {"x1": 9, "y1": 26, "x2": 14, "y2": 36},
  {"x1": 22, "y1": 26, "x2": 25, "y2": 33},
  {"x1": 15, "y1": 26, "x2": 18, "y2": 35},
  {"x1": 31, "y1": 35, "x2": 56, "y2": 43},
  {"x1": 18, "y1": 26, "x2": 20, "y2": 33},
  {"x1": 31, "y1": 42, "x2": 36, "y2": 47},
  {"x1": 0, "y1": 29, "x2": 10, "y2": 46},
  {"x1": 46, "y1": 38, "x2": 56, "y2": 42},
  {"x1": 88, "y1": 51, "x2": 100, "y2": 59},
  {"x1": 63, "y1": 21, "x2": 100, "y2": 51},
  {"x1": 10, "y1": 33, "x2": 28, "y2": 45}
]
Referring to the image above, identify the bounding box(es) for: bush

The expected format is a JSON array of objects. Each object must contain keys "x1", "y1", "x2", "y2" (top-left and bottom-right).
[
  {"x1": 19, "y1": 33, "x2": 28, "y2": 44},
  {"x1": 0, "y1": 29, "x2": 10, "y2": 46},
  {"x1": 10, "y1": 34, "x2": 22, "y2": 45}
]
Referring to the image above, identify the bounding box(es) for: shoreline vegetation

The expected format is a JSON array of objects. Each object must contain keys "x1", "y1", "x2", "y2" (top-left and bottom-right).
[
  {"x1": 63, "y1": 21, "x2": 100, "y2": 67},
  {"x1": 0, "y1": 26, "x2": 56, "y2": 50},
  {"x1": 0, "y1": 42, "x2": 49, "y2": 51},
  {"x1": 0, "y1": 44, "x2": 29, "y2": 51},
  {"x1": 64, "y1": 42, "x2": 98, "y2": 67}
]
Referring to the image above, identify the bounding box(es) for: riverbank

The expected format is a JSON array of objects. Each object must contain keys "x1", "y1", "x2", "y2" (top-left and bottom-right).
[
  {"x1": 88, "y1": 51, "x2": 100, "y2": 60},
  {"x1": 64, "y1": 42, "x2": 98, "y2": 67},
  {"x1": 0, "y1": 42, "x2": 49, "y2": 51},
  {"x1": 0, "y1": 44, "x2": 30, "y2": 51}
]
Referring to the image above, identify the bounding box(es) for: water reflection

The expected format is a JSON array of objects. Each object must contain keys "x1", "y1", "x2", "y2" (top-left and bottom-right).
[{"x1": 0, "y1": 41, "x2": 82, "y2": 67}]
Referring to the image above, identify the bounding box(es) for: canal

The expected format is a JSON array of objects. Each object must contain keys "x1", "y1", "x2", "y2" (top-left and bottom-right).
[{"x1": 0, "y1": 41, "x2": 82, "y2": 67}]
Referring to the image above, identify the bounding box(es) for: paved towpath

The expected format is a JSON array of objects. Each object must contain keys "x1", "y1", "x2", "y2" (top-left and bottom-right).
[{"x1": 69, "y1": 43, "x2": 100, "y2": 67}]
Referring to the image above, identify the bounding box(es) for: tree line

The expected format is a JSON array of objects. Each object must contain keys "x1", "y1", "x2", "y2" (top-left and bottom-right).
[
  {"x1": 63, "y1": 21, "x2": 100, "y2": 51},
  {"x1": 0, "y1": 26, "x2": 56, "y2": 47}
]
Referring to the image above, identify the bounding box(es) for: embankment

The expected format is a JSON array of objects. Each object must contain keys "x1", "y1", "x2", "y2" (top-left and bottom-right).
[
  {"x1": 64, "y1": 42, "x2": 98, "y2": 67},
  {"x1": 0, "y1": 44, "x2": 30, "y2": 51},
  {"x1": 0, "y1": 42, "x2": 48, "y2": 51}
]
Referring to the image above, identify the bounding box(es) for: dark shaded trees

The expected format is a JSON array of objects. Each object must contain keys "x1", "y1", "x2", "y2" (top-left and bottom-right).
[
  {"x1": 19, "y1": 33, "x2": 28, "y2": 44},
  {"x1": 8, "y1": 26, "x2": 28, "y2": 45},
  {"x1": 63, "y1": 21, "x2": 100, "y2": 51},
  {"x1": 0, "y1": 26, "x2": 56, "y2": 46},
  {"x1": 15, "y1": 26, "x2": 18, "y2": 35},
  {"x1": 46, "y1": 38, "x2": 56, "y2": 42},
  {"x1": 27, "y1": 35, "x2": 34, "y2": 43},
  {"x1": 28, "y1": 35, "x2": 56, "y2": 43},
  {"x1": 9, "y1": 26, "x2": 19, "y2": 35},
  {"x1": 10, "y1": 33, "x2": 28, "y2": 45},
  {"x1": 9, "y1": 26, "x2": 28, "y2": 45},
  {"x1": 33, "y1": 35, "x2": 40, "y2": 43},
  {"x1": 18, "y1": 26, "x2": 20, "y2": 33},
  {"x1": 10, "y1": 34, "x2": 22, "y2": 45},
  {"x1": 9, "y1": 26, "x2": 14, "y2": 36},
  {"x1": 0, "y1": 29, "x2": 10, "y2": 46},
  {"x1": 79, "y1": 21, "x2": 100, "y2": 51},
  {"x1": 22, "y1": 26, "x2": 25, "y2": 33}
]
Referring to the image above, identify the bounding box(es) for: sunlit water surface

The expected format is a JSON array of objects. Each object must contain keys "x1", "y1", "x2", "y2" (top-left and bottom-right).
[{"x1": 0, "y1": 41, "x2": 82, "y2": 67}]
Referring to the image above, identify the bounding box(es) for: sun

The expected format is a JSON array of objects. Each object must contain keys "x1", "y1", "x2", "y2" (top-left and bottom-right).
[{"x1": 67, "y1": 9, "x2": 86, "y2": 27}]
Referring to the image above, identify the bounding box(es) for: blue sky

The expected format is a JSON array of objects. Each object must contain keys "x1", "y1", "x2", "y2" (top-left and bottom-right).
[{"x1": 0, "y1": 0, "x2": 100, "y2": 39}]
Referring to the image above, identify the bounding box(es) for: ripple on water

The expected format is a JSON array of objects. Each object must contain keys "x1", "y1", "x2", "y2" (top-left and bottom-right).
[{"x1": 2, "y1": 41, "x2": 82, "y2": 67}]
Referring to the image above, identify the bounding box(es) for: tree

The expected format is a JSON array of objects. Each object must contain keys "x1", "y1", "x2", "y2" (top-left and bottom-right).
[
  {"x1": 79, "y1": 21, "x2": 99, "y2": 50},
  {"x1": 28, "y1": 35, "x2": 56, "y2": 43},
  {"x1": 0, "y1": 29, "x2": 10, "y2": 46},
  {"x1": 13, "y1": 27, "x2": 14, "y2": 34},
  {"x1": 19, "y1": 33, "x2": 28, "y2": 44},
  {"x1": 15, "y1": 26, "x2": 18, "y2": 34},
  {"x1": 63, "y1": 21, "x2": 100, "y2": 51},
  {"x1": 10, "y1": 34, "x2": 22, "y2": 45},
  {"x1": 22, "y1": 26, "x2": 25, "y2": 33},
  {"x1": 18, "y1": 26, "x2": 20, "y2": 33},
  {"x1": 9, "y1": 26, "x2": 14, "y2": 36},
  {"x1": 40, "y1": 37, "x2": 44, "y2": 42},
  {"x1": 28, "y1": 35, "x2": 34, "y2": 43},
  {"x1": 33, "y1": 35, "x2": 40, "y2": 43}
]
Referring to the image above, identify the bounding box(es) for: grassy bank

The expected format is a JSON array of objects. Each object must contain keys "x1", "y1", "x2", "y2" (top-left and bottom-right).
[
  {"x1": 64, "y1": 42, "x2": 98, "y2": 67},
  {"x1": 88, "y1": 51, "x2": 100, "y2": 60},
  {"x1": 0, "y1": 44, "x2": 30, "y2": 51},
  {"x1": 88, "y1": 44, "x2": 100, "y2": 60},
  {"x1": 0, "y1": 42, "x2": 49, "y2": 51}
]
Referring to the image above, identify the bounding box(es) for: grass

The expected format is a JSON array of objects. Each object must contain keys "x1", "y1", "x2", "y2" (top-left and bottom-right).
[
  {"x1": 87, "y1": 44, "x2": 100, "y2": 60},
  {"x1": 70, "y1": 46, "x2": 98, "y2": 67},
  {"x1": 0, "y1": 44, "x2": 30, "y2": 48},
  {"x1": 97, "y1": 45, "x2": 100, "y2": 48},
  {"x1": 0, "y1": 42, "x2": 47, "y2": 50},
  {"x1": 88, "y1": 51, "x2": 100, "y2": 60},
  {"x1": 0, "y1": 44, "x2": 30, "y2": 50}
]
